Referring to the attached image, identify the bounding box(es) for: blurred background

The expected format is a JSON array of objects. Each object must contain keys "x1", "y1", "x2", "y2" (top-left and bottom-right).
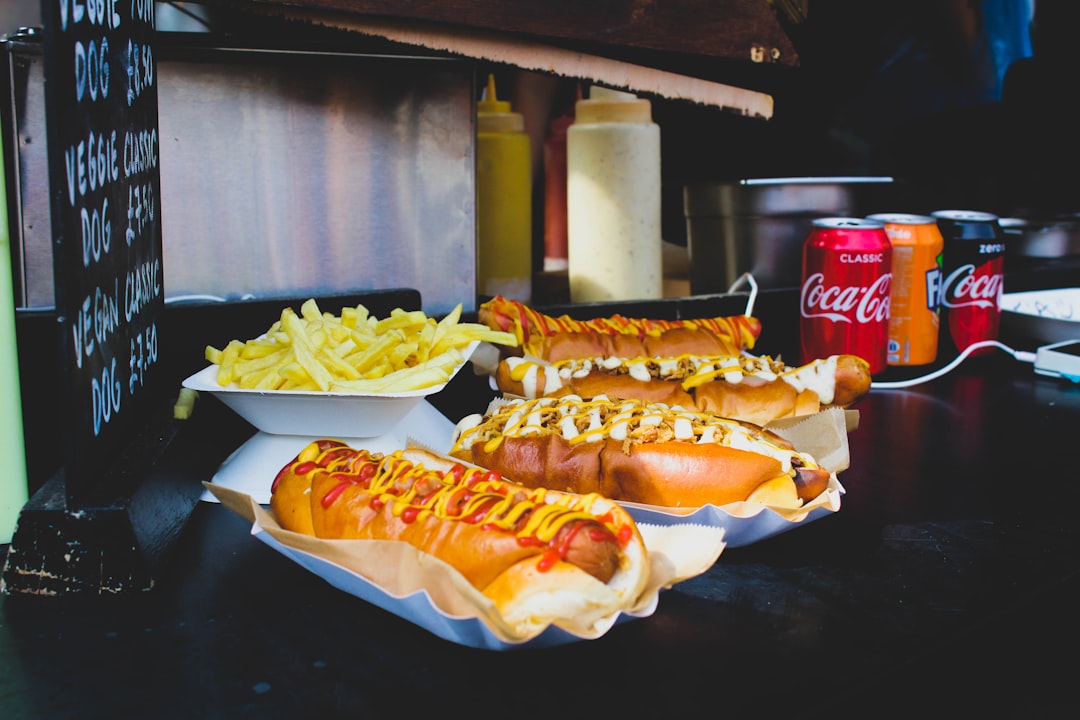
[{"x1": 6, "y1": 0, "x2": 1074, "y2": 302}]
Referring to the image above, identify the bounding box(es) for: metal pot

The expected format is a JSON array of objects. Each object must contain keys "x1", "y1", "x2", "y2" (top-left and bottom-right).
[{"x1": 999, "y1": 217, "x2": 1080, "y2": 258}]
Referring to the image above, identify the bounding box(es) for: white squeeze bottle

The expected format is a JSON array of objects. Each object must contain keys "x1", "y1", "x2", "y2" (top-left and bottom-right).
[{"x1": 567, "y1": 86, "x2": 662, "y2": 303}]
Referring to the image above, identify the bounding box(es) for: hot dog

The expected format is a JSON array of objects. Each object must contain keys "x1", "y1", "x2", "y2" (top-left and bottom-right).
[
  {"x1": 269, "y1": 440, "x2": 650, "y2": 634},
  {"x1": 450, "y1": 395, "x2": 835, "y2": 508},
  {"x1": 493, "y1": 353, "x2": 872, "y2": 427},
  {"x1": 478, "y1": 295, "x2": 762, "y2": 362}
]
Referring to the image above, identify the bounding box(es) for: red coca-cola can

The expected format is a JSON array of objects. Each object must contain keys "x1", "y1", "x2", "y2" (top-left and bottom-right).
[
  {"x1": 931, "y1": 210, "x2": 1005, "y2": 358},
  {"x1": 800, "y1": 218, "x2": 892, "y2": 374}
]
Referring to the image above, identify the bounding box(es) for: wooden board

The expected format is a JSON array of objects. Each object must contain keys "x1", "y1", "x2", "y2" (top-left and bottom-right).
[
  {"x1": 204, "y1": 0, "x2": 786, "y2": 117},
  {"x1": 206, "y1": 0, "x2": 802, "y2": 66}
]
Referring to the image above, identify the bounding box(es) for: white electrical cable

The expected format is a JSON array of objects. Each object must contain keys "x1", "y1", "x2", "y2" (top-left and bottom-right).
[
  {"x1": 725, "y1": 272, "x2": 759, "y2": 317},
  {"x1": 870, "y1": 340, "x2": 1037, "y2": 389},
  {"x1": 720, "y1": 274, "x2": 1037, "y2": 390}
]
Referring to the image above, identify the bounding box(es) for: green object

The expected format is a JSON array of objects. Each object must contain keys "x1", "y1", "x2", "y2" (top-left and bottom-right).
[{"x1": 0, "y1": 133, "x2": 29, "y2": 544}]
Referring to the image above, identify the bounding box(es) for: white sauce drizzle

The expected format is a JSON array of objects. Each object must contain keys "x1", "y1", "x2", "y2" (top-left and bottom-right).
[
  {"x1": 542, "y1": 365, "x2": 563, "y2": 395},
  {"x1": 559, "y1": 416, "x2": 578, "y2": 440},
  {"x1": 657, "y1": 359, "x2": 679, "y2": 377},
  {"x1": 505, "y1": 352, "x2": 845, "y2": 412},
  {"x1": 782, "y1": 356, "x2": 837, "y2": 404},
  {"x1": 673, "y1": 416, "x2": 693, "y2": 439},
  {"x1": 450, "y1": 395, "x2": 819, "y2": 472},
  {"x1": 726, "y1": 430, "x2": 793, "y2": 472},
  {"x1": 452, "y1": 413, "x2": 482, "y2": 447}
]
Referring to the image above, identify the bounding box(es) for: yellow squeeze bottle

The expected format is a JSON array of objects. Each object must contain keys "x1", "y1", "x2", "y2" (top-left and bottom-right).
[{"x1": 476, "y1": 74, "x2": 532, "y2": 303}]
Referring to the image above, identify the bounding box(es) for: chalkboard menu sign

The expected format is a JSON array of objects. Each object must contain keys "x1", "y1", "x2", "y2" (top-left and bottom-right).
[{"x1": 40, "y1": 1, "x2": 164, "y2": 503}]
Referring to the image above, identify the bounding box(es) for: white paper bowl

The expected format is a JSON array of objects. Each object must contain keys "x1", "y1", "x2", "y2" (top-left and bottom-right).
[
  {"x1": 182, "y1": 341, "x2": 477, "y2": 437},
  {"x1": 618, "y1": 474, "x2": 844, "y2": 548}
]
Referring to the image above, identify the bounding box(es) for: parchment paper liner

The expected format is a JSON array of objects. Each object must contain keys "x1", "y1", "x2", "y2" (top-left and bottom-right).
[{"x1": 207, "y1": 482, "x2": 725, "y2": 648}]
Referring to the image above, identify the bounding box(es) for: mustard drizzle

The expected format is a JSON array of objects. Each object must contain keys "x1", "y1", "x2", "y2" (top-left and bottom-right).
[
  {"x1": 298, "y1": 443, "x2": 616, "y2": 545},
  {"x1": 484, "y1": 296, "x2": 758, "y2": 349}
]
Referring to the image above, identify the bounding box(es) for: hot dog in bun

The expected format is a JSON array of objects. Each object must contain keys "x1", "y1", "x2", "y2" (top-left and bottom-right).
[
  {"x1": 478, "y1": 295, "x2": 762, "y2": 362},
  {"x1": 450, "y1": 395, "x2": 834, "y2": 509},
  {"x1": 270, "y1": 440, "x2": 650, "y2": 634},
  {"x1": 494, "y1": 352, "x2": 872, "y2": 427}
]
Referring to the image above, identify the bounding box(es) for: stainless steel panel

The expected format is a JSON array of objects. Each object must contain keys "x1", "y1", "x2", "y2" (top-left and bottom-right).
[
  {"x1": 683, "y1": 176, "x2": 894, "y2": 292},
  {"x1": 4, "y1": 35, "x2": 477, "y2": 314},
  {"x1": 3, "y1": 33, "x2": 51, "y2": 308}
]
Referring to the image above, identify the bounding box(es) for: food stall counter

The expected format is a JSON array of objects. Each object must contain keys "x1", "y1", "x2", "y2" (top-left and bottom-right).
[{"x1": 1, "y1": 347, "x2": 1078, "y2": 718}]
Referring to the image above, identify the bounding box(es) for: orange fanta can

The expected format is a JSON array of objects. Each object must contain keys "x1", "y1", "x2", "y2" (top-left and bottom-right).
[{"x1": 866, "y1": 213, "x2": 944, "y2": 366}]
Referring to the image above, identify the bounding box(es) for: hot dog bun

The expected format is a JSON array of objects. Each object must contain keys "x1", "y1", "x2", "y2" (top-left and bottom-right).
[
  {"x1": 478, "y1": 296, "x2": 761, "y2": 361},
  {"x1": 493, "y1": 353, "x2": 871, "y2": 427},
  {"x1": 450, "y1": 395, "x2": 834, "y2": 508},
  {"x1": 269, "y1": 441, "x2": 650, "y2": 635}
]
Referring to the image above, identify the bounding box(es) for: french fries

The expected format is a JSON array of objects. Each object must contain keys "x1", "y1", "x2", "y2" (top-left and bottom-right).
[{"x1": 204, "y1": 299, "x2": 517, "y2": 393}]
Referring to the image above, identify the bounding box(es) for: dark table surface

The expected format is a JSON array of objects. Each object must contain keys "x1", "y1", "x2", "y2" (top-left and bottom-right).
[{"x1": 2, "y1": 346, "x2": 1080, "y2": 719}]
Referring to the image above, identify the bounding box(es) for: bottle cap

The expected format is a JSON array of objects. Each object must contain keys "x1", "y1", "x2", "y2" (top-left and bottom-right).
[
  {"x1": 574, "y1": 86, "x2": 652, "y2": 124},
  {"x1": 477, "y1": 74, "x2": 524, "y2": 133}
]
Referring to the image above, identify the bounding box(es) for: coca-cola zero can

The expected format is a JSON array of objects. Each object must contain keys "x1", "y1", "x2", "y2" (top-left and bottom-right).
[
  {"x1": 800, "y1": 218, "x2": 892, "y2": 374},
  {"x1": 931, "y1": 210, "x2": 1005, "y2": 359}
]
